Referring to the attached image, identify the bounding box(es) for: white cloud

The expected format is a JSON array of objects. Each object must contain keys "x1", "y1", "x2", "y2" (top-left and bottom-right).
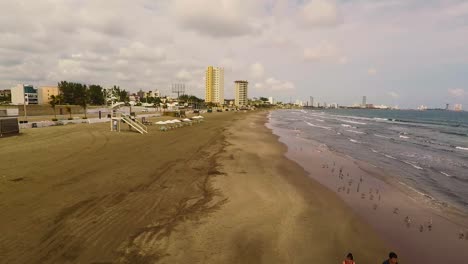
[
  {"x1": 119, "y1": 42, "x2": 166, "y2": 61},
  {"x1": 255, "y1": 77, "x2": 295, "y2": 92},
  {"x1": 250, "y1": 62, "x2": 265, "y2": 79},
  {"x1": 368, "y1": 68, "x2": 377, "y2": 75},
  {"x1": 175, "y1": 69, "x2": 192, "y2": 81},
  {"x1": 172, "y1": 0, "x2": 263, "y2": 37},
  {"x1": 448, "y1": 88, "x2": 465, "y2": 97},
  {"x1": 304, "y1": 42, "x2": 345, "y2": 64},
  {"x1": 338, "y1": 56, "x2": 349, "y2": 65},
  {"x1": 300, "y1": 0, "x2": 340, "y2": 27},
  {"x1": 388, "y1": 91, "x2": 399, "y2": 98},
  {"x1": 304, "y1": 43, "x2": 337, "y2": 61}
]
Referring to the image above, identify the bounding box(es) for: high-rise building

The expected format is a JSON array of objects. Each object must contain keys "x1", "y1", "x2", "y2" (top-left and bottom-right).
[
  {"x1": 362, "y1": 96, "x2": 367, "y2": 108},
  {"x1": 310, "y1": 96, "x2": 314, "y2": 107},
  {"x1": 205, "y1": 66, "x2": 224, "y2": 105},
  {"x1": 11, "y1": 84, "x2": 38, "y2": 105},
  {"x1": 454, "y1": 104, "x2": 462, "y2": 111},
  {"x1": 234, "y1": 80, "x2": 248, "y2": 107},
  {"x1": 445, "y1": 103, "x2": 449, "y2": 110},
  {"x1": 37, "y1": 86, "x2": 59, "y2": 105}
]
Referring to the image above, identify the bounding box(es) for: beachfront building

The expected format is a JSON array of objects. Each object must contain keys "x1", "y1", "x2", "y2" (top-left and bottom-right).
[
  {"x1": 11, "y1": 84, "x2": 38, "y2": 105},
  {"x1": 205, "y1": 66, "x2": 224, "y2": 105},
  {"x1": 361, "y1": 96, "x2": 367, "y2": 108},
  {"x1": 454, "y1": 104, "x2": 462, "y2": 111},
  {"x1": 268, "y1": 97, "x2": 276, "y2": 105},
  {"x1": 37, "y1": 86, "x2": 59, "y2": 105},
  {"x1": 234, "y1": 80, "x2": 248, "y2": 107}
]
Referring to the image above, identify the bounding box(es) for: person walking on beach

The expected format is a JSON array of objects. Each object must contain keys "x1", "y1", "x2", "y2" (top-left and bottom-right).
[
  {"x1": 382, "y1": 252, "x2": 398, "y2": 264},
  {"x1": 342, "y1": 253, "x2": 355, "y2": 264}
]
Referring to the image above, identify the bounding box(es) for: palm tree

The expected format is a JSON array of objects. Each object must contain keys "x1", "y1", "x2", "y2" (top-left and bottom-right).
[
  {"x1": 66, "y1": 106, "x2": 72, "y2": 119},
  {"x1": 49, "y1": 95, "x2": 60, "y2": 119}
]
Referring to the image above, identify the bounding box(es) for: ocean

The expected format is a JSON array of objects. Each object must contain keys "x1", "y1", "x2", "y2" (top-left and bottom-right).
[{"x1": 270, "y1": 109, "x2": 468, "y2": 211}]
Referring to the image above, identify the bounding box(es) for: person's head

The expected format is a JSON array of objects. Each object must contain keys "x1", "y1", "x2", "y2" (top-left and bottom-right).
[
  {"x1": 346, "y1": 253, "x2": 354, "y2": 260},
  {"x1": 388, "y1": 252, "x2": 398, "y2": 264}
]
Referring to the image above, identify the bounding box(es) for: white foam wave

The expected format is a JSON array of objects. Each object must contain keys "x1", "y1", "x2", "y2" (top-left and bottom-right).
[
  {"x1": 304, "y1": 121, "x2": 332, "y2": 130},
  {"x1": 374, "y1": 134, "x2": 390, "y2": 139},
  {"x1": 346, "y1": 130, "x2": 365, "y2": 134},
  {"x1": 371, "y1": 149, "x2": 379, "y2": 153},
  {"x1": 440, "y1": 171, "x2": 452, "y2": 177},
  {"x1": 398, "y1": 181, "x2": 429, "y2": 197},
  {"x1": 402, "y1": 161, "x2": 423, "y2": 170},
  {"x1": 384, "y1": 154, "x2": 397, "y2": 160},
  {"x1": 399, "y1": 135, "x2": 410, "y2": 139},
  {"x1": 338, "y1": 119, "x2": 367, "y2": 125},
  {"x1": 349, "y1": 139, "x2": 361, "y2": 143},
  {"x1": 315, "y1": 119, "x2": 324, "y2": 122},
  {"x1": 341, "y1": 124, "x2": 352, "y2": 128},
  {"x1": 456, "y1": 146, "x2": 468, "y2": 151}
]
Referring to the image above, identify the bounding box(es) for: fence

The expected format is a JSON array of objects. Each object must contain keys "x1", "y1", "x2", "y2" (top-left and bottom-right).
[{"x1": 0, "y1": 117, "x2": 19, "y2": 137}]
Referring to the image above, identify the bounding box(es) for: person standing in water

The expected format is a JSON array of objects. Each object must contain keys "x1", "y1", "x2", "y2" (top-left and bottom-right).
[
  {"x1": 382, "y1": 252, "x2": 398, "y2": 264},
  {"x1": 342, "y1": 253, "x2": 355, "y2": 264}
]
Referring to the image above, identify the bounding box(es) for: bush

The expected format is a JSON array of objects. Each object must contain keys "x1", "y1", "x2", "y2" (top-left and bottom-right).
[
  {"x1": 52, "y1": 118, "x2": 58, "y2": 121},
  {"x1": 82, "y1": 117, "x2": 88, "y2": 119},
  {"x1": 68, "y1": 117, "x2": 73, "y2": 120}
]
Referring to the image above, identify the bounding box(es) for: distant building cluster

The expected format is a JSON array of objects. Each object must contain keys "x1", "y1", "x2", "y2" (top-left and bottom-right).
[
  {"x1": 204, "y1": 66, "x2": 254, "y2": 108},
  {"x1": 10, "y1": 84, "x2": 59, "y2": 105}
]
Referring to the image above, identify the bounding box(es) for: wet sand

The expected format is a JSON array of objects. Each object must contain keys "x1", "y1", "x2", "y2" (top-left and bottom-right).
[
  {"x1": 268, "y1": 115, "x2": 468, "y2": 264},
  {"x1": 1, "y1": 111, "x2": 387, "y2": 263}
]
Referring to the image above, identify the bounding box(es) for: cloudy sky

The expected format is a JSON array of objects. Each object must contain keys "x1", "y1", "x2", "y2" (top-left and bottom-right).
[{"x1": 1, "y1": 0, "x2": 467, "y2": 108}]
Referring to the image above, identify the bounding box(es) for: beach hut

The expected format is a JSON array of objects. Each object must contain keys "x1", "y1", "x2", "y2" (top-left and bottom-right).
[
  {"x1": 182, "y1": 118, "x2": 192, "y2": 126},
  {"x1": 155, "y1": 121, "x2": 168, "y2": 131}
]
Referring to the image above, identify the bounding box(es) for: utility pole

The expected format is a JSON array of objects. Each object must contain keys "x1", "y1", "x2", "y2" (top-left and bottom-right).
[{"x1": 24, "y1": 94, "x2": 28, "y2": 122}]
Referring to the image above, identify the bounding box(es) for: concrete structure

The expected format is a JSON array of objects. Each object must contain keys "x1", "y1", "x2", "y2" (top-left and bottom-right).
[
  {"x1": 11, "y1": 84, "x2": 38, "y2": 105},
  {"x1": 205, "y1": 66, "x2": 224, "y2": 105},
  {"x1": 37, "y1": 86, "x2": 59, "y2": 105},
  {"x1": 268, "y1": 97, "x2": 275, "y2": 105},
  {"x1": 234, "y1": 80, "x2": 248, "y2": 107}
]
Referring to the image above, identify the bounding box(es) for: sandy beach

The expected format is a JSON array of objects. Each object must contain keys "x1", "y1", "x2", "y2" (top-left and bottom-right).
[{"x1": 1, "y1": 111, "x2": 388, "y2": 263}]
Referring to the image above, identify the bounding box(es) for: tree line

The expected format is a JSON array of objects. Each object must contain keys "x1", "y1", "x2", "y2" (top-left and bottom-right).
[{"x1": 50, "y1": 81, "x2": 130, "y2": 118}]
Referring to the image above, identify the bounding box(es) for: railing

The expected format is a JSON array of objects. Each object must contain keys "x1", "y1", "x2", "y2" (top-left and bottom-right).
[{"x1": 121, "y1": 114, "x2": 147, "y2": 134}]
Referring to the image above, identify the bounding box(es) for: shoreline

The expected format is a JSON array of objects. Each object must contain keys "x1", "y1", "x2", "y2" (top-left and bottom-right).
[{"x1": 267, "y1": 110, "x2": 468, "y2": 263}]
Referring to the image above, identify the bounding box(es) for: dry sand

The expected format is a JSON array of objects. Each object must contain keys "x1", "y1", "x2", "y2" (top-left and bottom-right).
[{"x1": 0, "y1": 111, "x2": 387, "y2": 263}]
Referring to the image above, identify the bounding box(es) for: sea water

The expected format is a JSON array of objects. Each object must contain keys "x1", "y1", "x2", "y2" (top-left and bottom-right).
[{"x1": 270, "y1": 109, "x2": 468, "y2": 211}]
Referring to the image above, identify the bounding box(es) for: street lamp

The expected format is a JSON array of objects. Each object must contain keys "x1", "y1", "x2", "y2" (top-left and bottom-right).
[{"x1": 24, "y1": 94, "x2": 28, "y2": 122}]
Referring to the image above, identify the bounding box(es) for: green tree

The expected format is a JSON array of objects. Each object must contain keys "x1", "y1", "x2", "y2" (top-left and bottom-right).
[
  {"x1": 58, "y1": 81, "x2": 74, "y2": 104},
  {"x1": 111, "y1": 85, "x2": 129, "y2": 102},
  {"x1": 75, "y1": 84, "x2": 89, "y2": 118},
  {"x1": 259, "y1": 97, "x2": 269, "y2": 102},
  {"x1": 89, "y1": 85, "x2": 105, "y2": 105},
  {"x1": 49, "y1": 94, "x2": 62, "y2": 119}
]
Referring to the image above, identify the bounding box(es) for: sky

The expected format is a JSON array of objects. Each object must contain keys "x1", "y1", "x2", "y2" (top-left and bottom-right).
[{"x1": 0, "y1": 0, "x2": 467, "y2": 108}]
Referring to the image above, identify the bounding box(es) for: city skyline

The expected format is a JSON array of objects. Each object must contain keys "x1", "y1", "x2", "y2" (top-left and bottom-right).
[{"x1": 0, "y1": 0, "x2": 467, "y2": 108}]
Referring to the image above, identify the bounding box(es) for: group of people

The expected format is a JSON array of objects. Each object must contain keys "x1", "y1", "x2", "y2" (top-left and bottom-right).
[{"x1": 342, "y1": 252, "x2": 398, "y2": 264}]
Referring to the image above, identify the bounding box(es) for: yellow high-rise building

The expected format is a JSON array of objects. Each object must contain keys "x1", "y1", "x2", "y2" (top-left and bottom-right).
[{"x1": 205, "y1": 66, "x2": 224, "y2": 105}]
